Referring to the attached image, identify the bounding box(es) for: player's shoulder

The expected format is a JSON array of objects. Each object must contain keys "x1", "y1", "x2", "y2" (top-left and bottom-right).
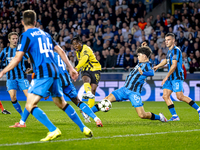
[{"x1": 83, "y1": 44, "x2": 92, "y2": 52}]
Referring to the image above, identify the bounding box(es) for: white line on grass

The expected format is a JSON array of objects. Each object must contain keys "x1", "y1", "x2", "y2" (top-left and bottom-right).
[{"x1": 1, "y1": 129, "x2": 200, "y2": 147}]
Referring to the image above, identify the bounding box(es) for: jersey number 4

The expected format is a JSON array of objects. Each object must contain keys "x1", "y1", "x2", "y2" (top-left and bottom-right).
[
  {"x1": 57, "y1": 55, "x2": 66, "y2": 70},
  {"x1": 38, "y1": 37, "x2": 54, "y2": 57}
]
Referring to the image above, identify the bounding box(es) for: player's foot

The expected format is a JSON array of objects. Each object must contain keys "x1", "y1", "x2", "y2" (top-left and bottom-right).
[
  {"x1": 40, "y1": 128, "x2": 61, "y2": 141},
  {"x1": 159, "y1": 113, "x2": 167, "y2": 122},
  {"x1": 82, "y1": 91, "x2": 95, "y2": 99},
  {"x1": 95, "y1": 118, "x2": 103, "y2": 127},
  {"x1": 168, "y1": 115, "x2": 180, "y2": 121},
  {"x1": 2, "y1": 109, "x2": 11, "y2": 114},
  {"x1": 81, "y1": 111, "x2": 91, "y2": 123},
  {"x1": 9, "y1": 122, "x2": 26, "y2": 128},
  {"x1": 83, "y1": 127, "x2": 93, "y2": 138}
]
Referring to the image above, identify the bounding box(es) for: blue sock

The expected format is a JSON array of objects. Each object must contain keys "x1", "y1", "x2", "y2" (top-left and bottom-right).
[
  {"x1": 151, "y1": 113, "x2": 160, "y2": 120},
  {"x1": 63, "y1": 104, "x2": 85, "y2": 132},
  {"x1": 78, "y1": 102, "x2": 97, "y2": 119},
  {"x1": 31, "y1": 107, "x2": 56, "y2": 132},
  {"x1": 168, "y1": 104, "x2": 177, "y2": 116},
  {"x1": 91, "y1": 104, "x2": 99, "y2": 113},
  {"x1": 12, "y1": 100, "x2": 23, "y2": 116},
  {"x1": 189, "y1": 101, "x2": 200, "y2": 113},
  {"x1": 21, "y1": 108, "x2": 30, "y2": 123}
]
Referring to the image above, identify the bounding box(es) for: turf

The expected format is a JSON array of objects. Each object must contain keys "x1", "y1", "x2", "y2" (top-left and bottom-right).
[{"x1": 0, "y1": 101, "x2": 200, "y2": 150}]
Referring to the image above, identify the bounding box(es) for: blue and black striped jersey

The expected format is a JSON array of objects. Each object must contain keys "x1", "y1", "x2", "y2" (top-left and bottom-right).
[
  {"x1": 166, "y1": 46, "x2": 184, "y2": 81},
  {"x1": 124, "y1": 62, "x2": 154, "y2": 94},
  {"x1": 54, "y1": 52, "x2": 72, "y2": 87},
  {"x1": 0, "y1": 47, "x2": 28, "y2": 79},
  {"x1": 17, "y1": 28, "x2": 59, "y2": 79}
]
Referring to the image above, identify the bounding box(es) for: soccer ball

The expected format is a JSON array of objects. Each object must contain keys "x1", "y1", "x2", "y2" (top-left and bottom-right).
[{"x1": 98, "y1": 99, "x2": 112, "y2": 112}]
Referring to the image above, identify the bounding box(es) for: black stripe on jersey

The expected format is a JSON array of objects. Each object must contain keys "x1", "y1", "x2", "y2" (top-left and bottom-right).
[
  {"x1": 28, "y1": 50, "x2": 34, "y2": 65},
  {"x1": 59, "y1": 74, "x2": 65, "y2": 86},
  {"x1": 139, "y1": 84, "x2": 143, "y2": 93},
  {"x1": 125, "y1": 69, "x2": 138, "y2": 88},
  {"x1": 169, "y1": 58, "x2": 174, "y2": 80},
  {"x1": 133, "y1": 82, "x2": 140, "y2": 92},
  {"x1": 144, "y1": 64, "x2": 149, "y2": 72},
  {"x1": 24, "y1": 53, "x2": 29, "y2": 59},
  {"x1": 16, "y1": 64, "x2": 21, "y2": 79},
  {"x1": 174, "y1": 49, "x2": 180, "y2": 80},
  {"x1": 39, "y1": 65, "x2": 43, "y2": 78},
  {"x1": 10, "y1": 48, "x2": 16, "y2": 79},
  {"x1": 65, "y1": 73, "x2": 70, "y2": 85},
  {"x1": 6, "y1": 47, "x2": 10, "y2": 79},
  {"x1": 0, "y1": 50, "x2": 5, "y2": 60},
  {"x1": 89, "y1": 62, "x2": 93, "y2": 68},
  {"x1": 180, "y1": 72, "x2": 184, "y2": 80},
  {"x1": 129, "y1": 74, "x2": 141, "y2": 90},
  {"x1": 23, "y1": 37, "x2": 31, "y2": 52},
  {"x1": 51, "y1": 63, "x2": 57, "y2": 78},
  {"x1": 46, "y1": 63, "x2": 52, "y2": 77}
]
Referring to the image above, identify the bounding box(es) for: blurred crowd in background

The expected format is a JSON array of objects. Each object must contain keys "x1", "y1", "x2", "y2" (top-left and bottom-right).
[{"x1": 0, "y1": 0, "x2": 200, "y2": 73}]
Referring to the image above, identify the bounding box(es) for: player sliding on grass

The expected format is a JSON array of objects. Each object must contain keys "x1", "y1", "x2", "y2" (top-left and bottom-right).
[
  {"x1": 91, "y1": 45, "x2": 167, "y2": 122},
  {"x1": 0, "y1": 32, "x2": 30, "y2": 116},
  {"x1": 0, "y1": 10, "x2": 93, "y2": 141},
  {"x1": 0, "y1": 101, "x2": 11, "y2": 114},
  {"x1": 154, "y1": 33, "x2": 200, "y2": 121},
  {"x1": 71, "y1": 36, "x2": 101, "y2": 122},
  {"x1": 10, "y1": 51, "x2": 103, "y2": 128}
]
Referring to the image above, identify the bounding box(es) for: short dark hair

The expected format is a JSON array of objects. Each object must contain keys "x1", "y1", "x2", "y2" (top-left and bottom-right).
[
  {"x1": 23, "y1": 10, "x2": 36, "y2": 26},
  {"x1": 137, "y1": 46, "x2": 152, "y2": 58},
  {"x1": 8, "y1": 32, "x2": 18, "y2": 39},
  {"x1": 165, "y1": 33, "x2": 175, "y2": 39},
  {"x1": 71, "y1": 35, "x2": 82, "y2": 44}
]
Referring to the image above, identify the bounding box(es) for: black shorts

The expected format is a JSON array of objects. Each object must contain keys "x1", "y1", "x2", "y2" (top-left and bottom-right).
[{"x1": 81, "y1": 70, "x2": 101, "y2": 85}]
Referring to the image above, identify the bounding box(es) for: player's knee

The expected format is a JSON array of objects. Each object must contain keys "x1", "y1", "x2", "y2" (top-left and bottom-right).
[
  {"x1": 138, "y1": 113, "x2": 146, "y2": 119},
  {"x1": 176, "y1": 94, "x2": 183, "y2": 100},
  {"x1": 10, "y1": 96, "x2": 17, "y2": 102},
  {"x1": 25, "y1": 103, "x2": 33, "y2": 112},
  {"x1": 162, "y1": 94, "x2": 169, "y2": 100}
]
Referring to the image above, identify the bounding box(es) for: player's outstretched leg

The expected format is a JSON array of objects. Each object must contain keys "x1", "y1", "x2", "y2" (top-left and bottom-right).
[
  {"x1": 9, "y1": 108, "x2": 30, "y2": 128},
  {"x1": 77, "y1": 101, "x2": 103, "y2": 127},
  {"x1": 11, "y1": 100, "x2": 23, "y2": 116},
  {"x1": 176, "y1": 92, "x2": 200, "y2": 120}
]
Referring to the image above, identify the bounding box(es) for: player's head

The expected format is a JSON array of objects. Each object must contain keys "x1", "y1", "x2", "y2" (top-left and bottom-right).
[
  {"x1": 165, "y1": 33, "x2": 175, "y2": 48},
  {"x1": 71, "y1": 35, "x2": 82, "y2": 51},
  {"x1": 137, "y1": 46, "x2": 152, "y2": 62},
  {"x1": 22, "y1": 10, "x2": 36, "y2": 26},
  {"x1": 8, "y1": 32, "x2": 19, "y2": 47}
]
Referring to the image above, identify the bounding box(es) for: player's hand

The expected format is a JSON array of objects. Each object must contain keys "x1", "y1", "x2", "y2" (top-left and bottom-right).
[
  {"x1": 141, "y1": 42, "x2": 147, "y2": 47},
  {"x1": 153, "y1": 66, "x2": 159, "y2": 71},
  {"x1": 138, "y1": 67, "x2": 143, "y2": 75},
  {"x1": 44, "y1": 96, "x2": 49, "y2": 100},
  {"x1": 69, "y1": 67, "x2": 78, "y2": 82},
  {"x1": 25, "y1": 68, "x2": 33, "y2": 74},
  {"x1": 161, "y1": 77, "x2": 168, "y2": 86},
  {"x1": 0, "y1": 72, "x2": 4, "y2": 78}
]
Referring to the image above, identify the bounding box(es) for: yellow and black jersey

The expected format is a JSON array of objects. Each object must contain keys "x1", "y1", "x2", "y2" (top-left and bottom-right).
[{"x1": 75, "y1": 44, "x2": 101, "y2": 72}]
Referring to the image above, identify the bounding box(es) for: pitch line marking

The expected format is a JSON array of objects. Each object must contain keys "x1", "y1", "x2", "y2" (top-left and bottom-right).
[{"x1": 1, "y1": 129, "x2": 200, "y2": 147}]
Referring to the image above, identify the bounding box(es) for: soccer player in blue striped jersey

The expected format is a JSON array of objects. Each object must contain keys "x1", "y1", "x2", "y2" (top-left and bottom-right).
[
  {"x1": 0, "y1": 10, "x2": 93, "y2": 141},
  {"x1": 0, "y1": 32, "x2": 30, "y2": 117},
  {"x1": 91, "y1": 46, "x2": 167, "y2": 122},
  {"x1": 154, "y1": 33, "x2": 200, "y2": 121}
]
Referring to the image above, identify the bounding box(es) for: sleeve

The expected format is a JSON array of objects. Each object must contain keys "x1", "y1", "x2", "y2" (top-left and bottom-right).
[
  {"x1": 51, "y1": 36, "x2": 58, "y2": 47},
  {"x1": 75, "y1": 49, "x2": 89, "y2": 71},
  {"x1": 23, "y1": 53, "x2": 29, "y2": 60},
  {"x1": 172, "y1": 48, "x2": 180, "y2": 61},
  {"x1": 17, "y1": 34, "x2": 31, "y2": 53},
  {"x1": 142, "y1": 63, "x2": 154, "y2": 76},
  {"x1": 0, "y1": 48, "x2": 5, "y2": 60}
]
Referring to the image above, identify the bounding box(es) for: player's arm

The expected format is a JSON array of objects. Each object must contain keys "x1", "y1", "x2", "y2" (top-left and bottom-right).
[
  {"x1": 54, "y1": 45, "x2": 78, "y2": 81},
  {"x1": 138, "y1": 63, "x2": 154, "y2": 76},
  {"x1": 153, "y1": 59, "x2": 167, "y2": 71},
  {"x1": 165, "y1": 60, "x2": 177, "y2": 79},
  {"x1": 0, "y1": 51, "x2": 24, "y2": 78},
  {"x1": 75, "y1": 54, "x2": 89, "y2": 72}
]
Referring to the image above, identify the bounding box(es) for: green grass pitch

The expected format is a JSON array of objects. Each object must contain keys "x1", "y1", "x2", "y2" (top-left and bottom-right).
[{"x1": 0, "y1": 101, "x2": 200, "y2": 150}]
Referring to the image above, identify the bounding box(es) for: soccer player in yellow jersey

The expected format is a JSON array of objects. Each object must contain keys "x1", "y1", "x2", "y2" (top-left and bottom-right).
[{"x1": 71, "y1": 36, "x2": 101, "y2": 122}]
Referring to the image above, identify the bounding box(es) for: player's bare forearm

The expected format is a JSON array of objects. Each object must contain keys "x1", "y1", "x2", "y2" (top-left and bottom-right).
[
  {"x1": 1, "y1": 52, "x2": 23, "y2": 76},
  {"x1": 54, "y1": 45, "x2": 73, "y2": 69},
  {"x1": 157, "y1": 59, "x2": 167, "y2": 68}
]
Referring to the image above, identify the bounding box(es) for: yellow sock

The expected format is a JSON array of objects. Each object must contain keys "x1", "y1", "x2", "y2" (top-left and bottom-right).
[
  {"x1": 88, "y1": 98, "x2": 95, "y2": 108},
  {"x1": 84, "y1": 83, "x2": 92, "y2": 93}
]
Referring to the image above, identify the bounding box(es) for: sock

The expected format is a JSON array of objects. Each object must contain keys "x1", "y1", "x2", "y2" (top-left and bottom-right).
[
  {"x1": 0, "y1": 101, "x2": 5, "y2": 111},
  {"x1": 63, "y1": 104, "x2": 85, "y2": 132},
  {"x1": 88, "y1": 98, "x2": 95, "y2": 108},
  {"x1": 78, "y1": 102, "x2": 97, "y2": 119},
  {"x1": 189, "y1": 101, "x2": 200, "y2": 113},
  {"x1": 91, "y1": 104, "x2": 100, "y2": 113},
  {"x1": 150, "y1": 112, "x2": 160, "y2": 120},
  {"x1": 83, "y1": 83, "x2": 91, "y2": 93},
  {"x1": 12, "y1": 100, "x2": 23, "y2": 116},
  {"x1": 31, "y1": 107, "x2": 56, "y2": 132},
  {"x1": 168, "y1": 104, "x2": 177, "y2": 116},
  {"x1": 20, "y1": 108, "x2": 30, "y2": 125}
]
